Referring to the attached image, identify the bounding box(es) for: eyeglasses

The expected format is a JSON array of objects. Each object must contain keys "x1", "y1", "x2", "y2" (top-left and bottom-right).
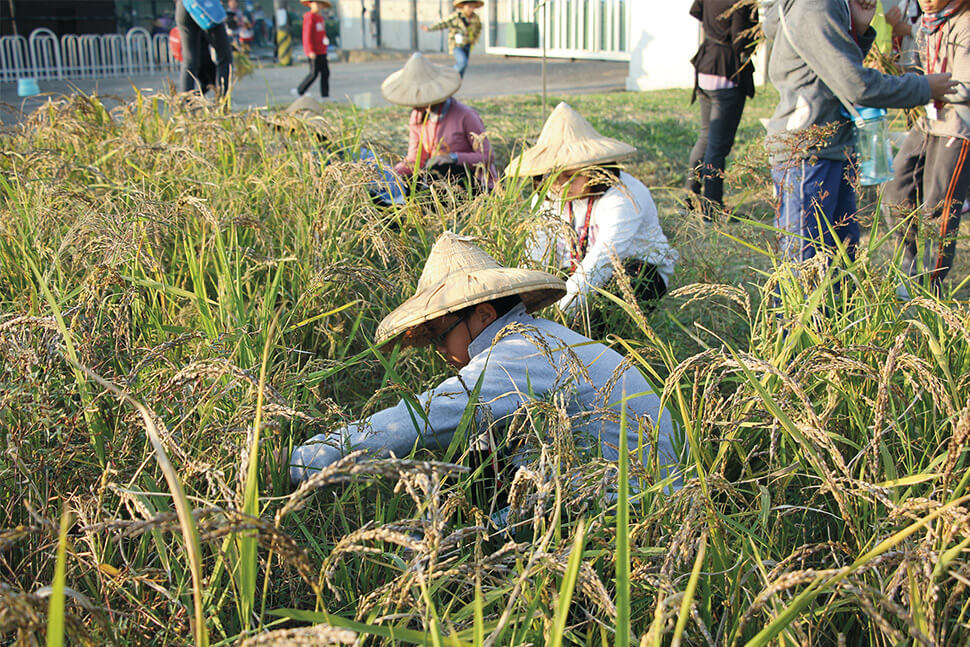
[{"x1": 429, "y1": 312, "x2": 468, "y2": 348}]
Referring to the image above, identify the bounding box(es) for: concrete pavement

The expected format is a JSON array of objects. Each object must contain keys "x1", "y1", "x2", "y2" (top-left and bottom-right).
[{"x1": 0, "y1": 52, "x2": 628, "y2": 125}]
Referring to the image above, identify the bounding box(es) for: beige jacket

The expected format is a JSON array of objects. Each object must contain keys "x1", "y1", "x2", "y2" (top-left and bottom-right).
[{"x1": 915, "y1": 10, "x2": 970, "y2": 141}]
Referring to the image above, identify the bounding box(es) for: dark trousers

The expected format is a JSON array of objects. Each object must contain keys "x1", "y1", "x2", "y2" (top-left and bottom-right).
[
  {"x1": 772, "y1": 158, "x2": 859, "y2": 264},
  {"x1": 886, "y1": 130, "x2": 970, "y2": 286},
  {"x1": 297, "y1": 55, "x2": 330, "y2": 97},
  {"x1": 686, "y1": 86, "x2": 746, "y2": 217},
  {"x1": 176, "y1": 1, "x2": 232, "y2": 96}
]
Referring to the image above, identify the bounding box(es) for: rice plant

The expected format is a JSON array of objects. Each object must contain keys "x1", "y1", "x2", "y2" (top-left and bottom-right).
[{"x1": 1, "y1": 87, "x2": 968, "y2": 647}]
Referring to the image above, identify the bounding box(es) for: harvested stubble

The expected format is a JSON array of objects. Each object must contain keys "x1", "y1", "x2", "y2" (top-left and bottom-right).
[{"x1": 1, "y1": 90, "x2": 969, "y2": 647}]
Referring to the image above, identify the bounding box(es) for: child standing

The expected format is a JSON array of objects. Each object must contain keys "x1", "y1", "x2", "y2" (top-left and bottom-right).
[
  {"x1": 421, "y1": 1, "x2": 483, "y2": 78},
  {"x1": 296, "y1": 0, "x2": 330, "y2": 99},
  {"x1": 886, "y1": 0, "x2": 970, "y2": 295}
]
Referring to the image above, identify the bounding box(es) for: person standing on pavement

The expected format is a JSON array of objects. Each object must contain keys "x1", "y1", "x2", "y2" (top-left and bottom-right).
[
  {"x1": 176, "y1": 0, "x2": 233, "y2": 97},
  {"x1": 763, "y1": 0, "x2": 955, "y2": 268},
  {"x1": 296, "y1": 0, "x2": 331, "y2": 99},
  {"x1": 421, "y1": 1, "x2": 483, "y2": 78},
  {"x1": 685, "y1": 0, "x2": 759, "y2": 221}
]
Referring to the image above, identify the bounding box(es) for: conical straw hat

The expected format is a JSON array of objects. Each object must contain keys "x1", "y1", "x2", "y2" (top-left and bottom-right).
[
  {"x1": 375, "y1": 232, "x2": 566, "y2": 348},
  {"x1": 381, "y1": 52, "x2": 462, "y2": 107},
  {"x1": 265, "y1": 96, "x2": 329, "y2": 136},
  {"x1": 505, "y1": 102, "x2": 637, "y2": 177},
  {"x1": 453, "y1": 1, "x2": 484, "y2": 7},
  {"x1": 300, "y1": 0, "x2": 332, "y2": 7}
]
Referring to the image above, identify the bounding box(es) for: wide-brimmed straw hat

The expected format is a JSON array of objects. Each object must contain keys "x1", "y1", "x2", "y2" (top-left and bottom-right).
[
  {"x1": 505, "y1": 102, "x2": 637, "y2": 177},
  {"x1": 453, "y1": 1, "x2": 484, "y2": 8},
  {"x1": 265, "y1": 95, "x2": 329, "y2": 137},
  {"x1": 381, "y1": 52, "x2": 462, "y2": 108},
  {"x1": 300, "y1": 0, "x2": 332, "y2": 8},
  {"x1": 375, "y1": 232, "x2": 566, "y2": 348}
]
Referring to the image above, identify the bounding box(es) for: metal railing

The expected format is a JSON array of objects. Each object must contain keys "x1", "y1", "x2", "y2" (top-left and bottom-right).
[
  {"x1": 485, "y1": 0, "x2": 630, "y2": 62},
  {"x1": 0, "y1": 27, "x2": 179, "y2": 83}
]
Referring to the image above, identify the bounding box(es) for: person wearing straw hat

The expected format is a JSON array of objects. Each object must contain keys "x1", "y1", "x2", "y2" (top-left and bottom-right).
[
  {"x1": 266, "y1": 95, "x2": 331, "y2": 143},
  {"x1": 294, "y1": 0, "x2": 332, "y2": 100},
  {"x1": 421, "y1": 1, "x2": 484, "y2": 78},
  {"x1": 289, "y1": 232, "x2": 681, "y2": 489},
  {"x1": 507, "y1": 102, "x2": 678, "y2": 328},
  {"x1": 382, "y1": 53, "x2": 498, "y2": 191}
]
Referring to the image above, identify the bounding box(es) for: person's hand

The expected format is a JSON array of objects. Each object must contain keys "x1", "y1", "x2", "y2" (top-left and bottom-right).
[
  {"x1": 420, "y1": 25, "x2": 430, "y2": 32},
  {"x1": 849, "y1": 0, "x2": 879, "y2": 35},
  {"x1": 884, "y1": 5, "x2": 902, "y2": 27},
  {"x1": 309, "y1": 53, "x2": 316, "y2": 60},
  {"x1": 927, "y1": 73, "x2": 958, "y2": 101},
  {"x1": 425, "y1": 154, "x2": 451, "y2": 168}
]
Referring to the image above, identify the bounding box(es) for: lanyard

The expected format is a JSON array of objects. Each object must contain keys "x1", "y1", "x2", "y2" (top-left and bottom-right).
[
  {"x1": 567, "y1": 198, "x2": 596, "y2": 271},
  {"x1": 926, "y1": 26, "x2": 948, "y2": 74},
  {"x1": 417, "y1": 111, "x2": 443, "y2": 169}
]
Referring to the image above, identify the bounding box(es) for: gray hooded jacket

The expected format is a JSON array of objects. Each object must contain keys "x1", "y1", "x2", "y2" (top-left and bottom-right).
[{"x1": 764, "y1": 0, "x2": 931, "y2": 165}]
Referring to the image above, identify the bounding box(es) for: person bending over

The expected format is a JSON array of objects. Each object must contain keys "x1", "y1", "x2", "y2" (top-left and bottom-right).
[
  {"x1": 382, "y1": 53, "x2": 498, "y2": 191},
  {"x1": 289, "y1": 232, "x2": 682, "y2": 493},
  {"x1": 508, "y1": 103, "x2": 678, "y2": 331}
]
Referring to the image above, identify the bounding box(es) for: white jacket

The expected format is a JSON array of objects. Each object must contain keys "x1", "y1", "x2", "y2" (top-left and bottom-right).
[{"x1": 526, "y1": 172, "x2": 678, "y2": 313}]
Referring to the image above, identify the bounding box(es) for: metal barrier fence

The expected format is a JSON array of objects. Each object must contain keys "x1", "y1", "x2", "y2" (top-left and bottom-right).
[{"x1": 0, "y1": 27, "x2": 179, "y2": 83}]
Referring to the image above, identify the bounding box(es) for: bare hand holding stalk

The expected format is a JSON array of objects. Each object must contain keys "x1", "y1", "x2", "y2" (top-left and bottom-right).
[{"x1": 927, "y1": 73, "x2": 958, "y2": 101}]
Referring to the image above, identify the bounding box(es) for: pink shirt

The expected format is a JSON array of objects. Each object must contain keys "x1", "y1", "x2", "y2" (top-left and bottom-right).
[{"x1": 393, "y1": 99, "x2": 498, "y2": 188}]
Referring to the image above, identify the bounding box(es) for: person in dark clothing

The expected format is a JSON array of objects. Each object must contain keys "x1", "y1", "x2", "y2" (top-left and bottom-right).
[
  {"x1": 176, "y1": 0, "x2": 233, "y2": 97},
  {"x1": 685, "y1": 0, "x2": 759, "y2": 220}
]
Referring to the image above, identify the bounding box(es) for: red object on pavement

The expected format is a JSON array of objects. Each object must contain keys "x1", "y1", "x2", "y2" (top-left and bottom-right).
[{"x1": 169, "y1": 27, "x2": 183, "y2": 62}]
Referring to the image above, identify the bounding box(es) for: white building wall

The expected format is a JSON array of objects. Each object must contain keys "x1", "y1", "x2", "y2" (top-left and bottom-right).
[
  {"x1": 626, "y1": 0, "x2": 699, "y2": 90},
  {"x1": 334, "y1": 0, "x2": 453, "y2": 52}
]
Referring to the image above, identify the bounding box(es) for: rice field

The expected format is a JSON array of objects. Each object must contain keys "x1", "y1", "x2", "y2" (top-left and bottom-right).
[{"x1": 1, "y1": 86, "x2": 969, "y2": 646}]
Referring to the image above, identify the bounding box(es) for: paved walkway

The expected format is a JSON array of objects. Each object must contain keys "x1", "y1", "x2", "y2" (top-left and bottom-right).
[{"x1": 0, "y1": 52, "x2": 628, "y2": 125}]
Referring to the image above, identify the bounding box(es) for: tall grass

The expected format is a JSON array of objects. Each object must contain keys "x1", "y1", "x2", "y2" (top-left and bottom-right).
[{"x1": 1, "y1": 88, "x2": 969, "y2": 646}]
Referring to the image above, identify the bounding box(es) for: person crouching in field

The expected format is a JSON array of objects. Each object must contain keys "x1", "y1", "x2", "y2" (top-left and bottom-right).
[
  {"x1": 296, "y1": 0, "x2": 331, "y2": 99},
  {"x1": 508, "y1": 103, "x2": 678, "y2": 335},
  {"x1": 289, "y1": 232, "x2": 682, "y2": 494},
  {"x1": 885, "y1": 0, "x2": 970, "y2": 298},
  {"x1": 421, "y1": 1, "x2": 484, "y2": 78},
  {"x1": 382, "y1": 53, "x2": 498, "y2": 192},
  {"x1": 763, "y1": 0, "x2": 955, "y2": 270}
]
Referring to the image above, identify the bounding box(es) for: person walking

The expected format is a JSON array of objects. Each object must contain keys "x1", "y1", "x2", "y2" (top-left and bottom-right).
[
  {"x1": 685, "y1": 0, "x2": 759, "y2": 220},
  {"x1": 296, "y1": 0, "x2": 331, "y2": 99},
  {"x1": 176, "y1": 0, "x2": 233, "y2": 97},
  {"x1": 421, "y1": 1, "x2": 483, "y2": 78}
]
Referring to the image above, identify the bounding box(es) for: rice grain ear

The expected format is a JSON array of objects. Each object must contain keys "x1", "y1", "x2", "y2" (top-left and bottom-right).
[{"x1": 68, "y1": 361, "x2": 210, "y2": 647}]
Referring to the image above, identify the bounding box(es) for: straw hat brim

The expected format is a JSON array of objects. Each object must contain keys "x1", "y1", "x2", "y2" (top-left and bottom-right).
[
  {"x1": 301, "y1": 0, "x2": 333, "y2": 7},
  {"x1": 454, "y1": 1, "x2": 485, "y2": 8},
  {"x1": 505, "y1": 141, "x2": 637, "y2": 178},
  {"x1": 381, "y1": 58, "x2": 462, "y2": 107},
  {"x1": 375, "y1": 268, "x2": 565, "y2": 348}
]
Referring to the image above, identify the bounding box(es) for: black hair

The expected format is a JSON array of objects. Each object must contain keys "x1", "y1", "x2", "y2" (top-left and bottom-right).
[
  {"x1": 488, "y1": 294, "x2": 523, "y2": 318},
  {"x1": 581, "y1": 164, "x2": 622, "y2": 195}
]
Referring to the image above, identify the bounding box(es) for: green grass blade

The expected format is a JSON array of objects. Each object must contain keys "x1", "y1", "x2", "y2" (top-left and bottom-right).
[
  {"x1": 551, "y1": 518, "x2": 587, "y2": 647},
  {"x1": 45, "y1": 509, "x2": 71, "y2": 647}
]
